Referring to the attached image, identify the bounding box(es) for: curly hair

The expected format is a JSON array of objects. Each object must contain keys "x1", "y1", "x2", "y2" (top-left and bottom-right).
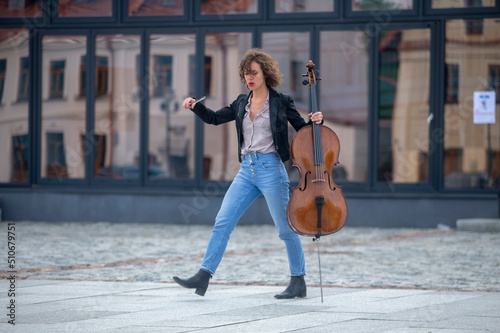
[{"x1": 239, "y1": 48, "x2": 282, "y2": 89}]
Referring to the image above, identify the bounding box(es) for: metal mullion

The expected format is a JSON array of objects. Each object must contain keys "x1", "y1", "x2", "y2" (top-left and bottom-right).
[
  {"x1": 29, "y1": 28, "x2": 39, "y2": 187},
  {"x1": 139, "y1": 30, "x2": 148, "y2": 186},
  {"x1": 429, "y1": 20, "x2": 444, "y2": 192},
  {"x1": 86, "y1": 29, "x2": 96, "y2": 185},
  {"x1": 194, "y1": 28, "x2": 205, "y2": 186},
  {"x1": 368, "y1": 25, "x2": 379, "y2": 190}
]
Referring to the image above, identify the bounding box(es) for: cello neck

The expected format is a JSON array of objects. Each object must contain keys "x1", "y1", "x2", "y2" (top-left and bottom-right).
[{"x1": 310, "y1": 83, "x2": 323, "y2": 166}]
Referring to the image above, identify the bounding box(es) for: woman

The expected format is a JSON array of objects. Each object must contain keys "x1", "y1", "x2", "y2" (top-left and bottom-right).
[{"x1": 173, "y1": 48, "x2": 323, "y2": 299}]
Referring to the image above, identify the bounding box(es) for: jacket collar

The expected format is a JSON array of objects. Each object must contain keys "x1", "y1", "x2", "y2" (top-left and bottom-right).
[{"x1": 238, "y1": 87, "x2": 278, "y2": 121}]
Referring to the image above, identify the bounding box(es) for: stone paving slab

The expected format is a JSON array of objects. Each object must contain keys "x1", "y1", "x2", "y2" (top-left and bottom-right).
[
  {"x1": 0, "y1": 221, "x2": 499, "y2": 331},
  {"x1": 1, "y1": 221, "x2": 500, "y2": 291},
  {"x1": 0, "y1": 280, "x2": 497, "y2": 332}
]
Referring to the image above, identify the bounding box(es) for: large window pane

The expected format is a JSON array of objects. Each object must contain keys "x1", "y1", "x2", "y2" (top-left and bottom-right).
[
  {"x1": 203, "y1": 32, "x2": 252, "y2": 181},
  {"x1": 275, "y1": 0, "x2": 334, "y2": 13},
  {"x1": 0, "y1": 0, "x2": 42, "y2": 17},
  {"x1": 201, "y1": 0, "x2": 258, "y2": 15},
  {"x1": 0, "y1": 29, "x2": 30, "y2": 183},
  {"x1": 262, "y1": 31, "x2": 310, "y2": 181},
  {"x1": 41, "y1": 35, "x2": 87, "y2": 179},
  {"x1": 352, "y1": 0, "x2": 412, "y2": 10},
  {"x1": 444, "y1": 19, "x2": 500, "y2": 189},
  {"x1": 58, "y1": 0, "x2": 112, "y2": 17},
  {"x1": 94, "y1": 35, "x2": 141, "y2": 179},
  {"x1": 129, "y1": 0, "x2": 184, "y2": 16},
  {"x1": 377, "y1": 29, "x2": 431, "y2": 184},
  {"x1": 320, "y1": 30, "x2": 369, "y2": 183},
  {"x1": 432, "y1": 0, "x2": 495, "y2": 9},
  {"x1": 148, "y1": 34, "x2": 196, "y2": 180}
]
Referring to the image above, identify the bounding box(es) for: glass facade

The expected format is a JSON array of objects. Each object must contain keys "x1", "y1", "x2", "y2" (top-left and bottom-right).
[
  {"x1": 275, "y1": 0, "x2": 334, "y2": 13},
  {"x1": 320, "y1": 30, "x2": 369, "y2": 183},
  {"x1": 432, "y1": 0, "x2": 496, "y2": 8},
  {"x1": 58, "y1": 0, "x2": 113, "y2": 17},
  {"x1": 0, "y1": 0, "x2": 42, "y2": 17},
  {"x1": 0, "y1": 29, "x2": 30, "y2": 183},
  {"x1": 443, "y1": 19, "x2": 500, "y2": 189},
  {"x1": 352, "y1": 0, "x2": 413, "y2": 11},
  {"x1": 93, "y1": 34, "x2": 141, "y2": 180},
  {"x1": 41, "y1": 35, "x2": 87, "y2": 180},
  {"x1": 203, "y1": 32, "x2": 252, "y2": 181},
  {"x1": 129, "y1": 0, "x2": 184, "y2": 16},
  {"x1": 148, "y1": 34, "x2": 196, "y2": 180},
  {"x1": 200, "y1": 0, "x2": 258, "y2": 15},
  {"x1": 0, "y1": 0, "x2": 498, "y2": 202},
  {"x1": 377, "y1": 28, "x2": 431, "y2": 184}
]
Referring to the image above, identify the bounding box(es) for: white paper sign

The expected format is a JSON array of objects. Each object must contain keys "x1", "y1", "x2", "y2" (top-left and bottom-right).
[{"x1": 473, "y1": 91, "x2": 496, "y2": 124}]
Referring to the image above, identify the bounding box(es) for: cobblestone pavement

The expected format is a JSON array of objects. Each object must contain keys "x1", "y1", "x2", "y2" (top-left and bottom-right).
[{"x1": 1, "y1": 221, "x2": 499, "y2": 291}]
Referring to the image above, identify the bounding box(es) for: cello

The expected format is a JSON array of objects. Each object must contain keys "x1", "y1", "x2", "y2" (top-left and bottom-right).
[{"x1": 286, "y1": 60, "x2": 348, "y2": 301}]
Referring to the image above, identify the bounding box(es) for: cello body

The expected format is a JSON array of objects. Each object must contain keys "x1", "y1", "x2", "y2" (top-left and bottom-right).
[{"x1": 286, "y1": 61, "x2": 348, "y2": 238}]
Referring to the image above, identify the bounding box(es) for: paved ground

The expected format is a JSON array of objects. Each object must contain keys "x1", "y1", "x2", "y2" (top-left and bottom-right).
[{"x1": 0, "y1": 221, "x2": 499, "y2": 332}]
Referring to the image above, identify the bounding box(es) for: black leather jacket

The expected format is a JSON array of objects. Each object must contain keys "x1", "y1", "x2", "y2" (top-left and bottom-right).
[{"x1": 191, "y1": 88, "x2": 313, "y2": 162}]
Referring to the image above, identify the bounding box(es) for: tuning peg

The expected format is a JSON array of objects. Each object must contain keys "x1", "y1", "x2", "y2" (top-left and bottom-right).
[{"x1": 314, "y1": 70, "x2": 321, "y2": 80}]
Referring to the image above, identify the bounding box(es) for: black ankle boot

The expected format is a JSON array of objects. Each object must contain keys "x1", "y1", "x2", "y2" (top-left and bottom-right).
[
  {"x1": 173, "y1": 269, "x2": 212, "y2": 296},
  {"x1": 274, "y1": 275, "x2": 306, "y2": 299}
]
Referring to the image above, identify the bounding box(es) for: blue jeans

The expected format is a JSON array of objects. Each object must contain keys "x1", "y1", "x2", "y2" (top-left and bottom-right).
[{"x1": 200, "y1": 152, "x2": 306, "y2": 276}]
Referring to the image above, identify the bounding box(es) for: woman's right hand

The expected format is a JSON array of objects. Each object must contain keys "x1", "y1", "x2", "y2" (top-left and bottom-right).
[{"x1": 183, "y1": 97, "x2": 196, "y2": 110}]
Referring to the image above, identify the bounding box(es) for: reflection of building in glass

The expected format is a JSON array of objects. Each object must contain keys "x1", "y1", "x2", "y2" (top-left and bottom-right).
[
  {"x1": 0, "y1": 30, "x2": 30, "y2": 183},
  {"x1": 380, "y1": 29, "x2": 431, "y2": 183},
  {"x1": 443, "y1": 19, "x2": 500, "y2": 189}
]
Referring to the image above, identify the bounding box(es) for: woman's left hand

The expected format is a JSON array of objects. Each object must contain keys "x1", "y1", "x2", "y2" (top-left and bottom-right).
[{"x1": 309, "y1": 112, "x2": 323, "y2": 124}]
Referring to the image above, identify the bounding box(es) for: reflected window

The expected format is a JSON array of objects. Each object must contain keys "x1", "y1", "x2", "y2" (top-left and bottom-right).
[
  {"x1": 432, "y1": 0, "x2": 495, "y2": 8},
  {"x1": 12, "y1": 134, "x2": 29, "y2": 182},
  {"x1": 42, "y1": 35, "x2": 87, "y2": 180},
  {"x1": 490, "y1": 65, "x2": 500, "y2": 104},
  {"x1": 201, "y1": 0, "x2": 258, "y2": 15},
  {"x1": 352, "y1": 0, "x2": 412, "y2": 10},
  {"x1": 377, "y1": 29, "x2": 431, "y2": 184},
  {"x1": 320, "y1": 30, "x2": 369, "y2": 183},
  {"x1": 18, "y1": 57, "x2": 29, "y2": 101},
  {"x1": 50, "y1": 60, "x2": 65, "y2": 99},
  {"x1": 444, "y1": 19, "x2": 500, "y2": 189},
  {"x1": 128, "y1": 0, "x2": 184, "y2": 16},
  {"x1": 148, "y1": 34, "x2": 196, "y2": 180},
  {"x1": 58, "y1": 0, "x2": 112, "y2": 17},
  {"x1": 46, "y1": 132, "x2": 67, "y2": 178},
  {"x1": 0, "y1": 0, "x2": 42, "y2": 17},
  {"x1": 466, "y1": 19, "x2": 483, "y2": 35},
  {"x1": 203, "y1": 32, "x2": 252, "y2": 180},
  {"x1": 93, "y1": 35, "x2": 141, "y2": 180},
  {"x1": 153, "y1": 55, "x2": 173, "y2": 97},
  {"x1": 0, "y1": 29, "x2": 30, "y2": 184},
  {"x1": 96, "y1": 56, "x2": 108, "y2": 96},
  {"x1": 444, "y1": 64, "x2": 459, "y2": 104},
  {"x1": 275, "y1": 0, "x2": 333, "y2": 13}
]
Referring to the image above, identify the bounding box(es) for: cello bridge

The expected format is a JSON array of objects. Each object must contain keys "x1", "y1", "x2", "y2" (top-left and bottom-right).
[{"x1": 312, "y1": 179, "x2": 326, "y2": 183}]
